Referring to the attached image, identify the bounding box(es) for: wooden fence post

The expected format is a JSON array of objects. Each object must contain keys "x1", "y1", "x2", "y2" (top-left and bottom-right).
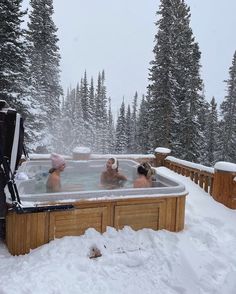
[
  {"x1": 212, "y1": 162, "x2": 236, "y2": 209},
  {"x1": 154, "y1": 147, "x2": 171, "y2": 167}
]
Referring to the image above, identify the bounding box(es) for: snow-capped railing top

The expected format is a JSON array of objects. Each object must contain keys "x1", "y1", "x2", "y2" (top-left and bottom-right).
[
  {"x1": 214, "y1": 161, "x2": 236, "y2": 173},
  {"x1": 73, "y1": 147, "x2": 91, "y2": 154},
  {"x1": 91, "y1": 154, "x2": 155, "y2": 159},
  {"x1": 154, "y1": 147, "x2": 171, "y2": 154},
  {"x1": 166, "y1": 156, "x2": 214, "y2": 174}
]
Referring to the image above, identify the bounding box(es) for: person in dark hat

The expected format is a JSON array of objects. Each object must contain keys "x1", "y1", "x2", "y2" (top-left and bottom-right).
[{"x1": 133, "y1": 164, "x2": 152, "y2": 188}]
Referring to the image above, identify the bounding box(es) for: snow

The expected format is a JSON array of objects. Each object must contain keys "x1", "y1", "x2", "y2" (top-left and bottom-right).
[
  {"x1": 166, "y1": 156, "x2": 214, "y2": 174},
  {"x1": 73, "y1": 147, "x2": 91, "y2": 154},
  {"x1": 154, "y1": 147, "x2": 171, "y2": 154},
  {"x1": 214, "y1": 161, "x2": 236, "y2": 173},
  {"x1": 27, "y1": 153, "x2": 155, "y2": 160},
  {"x1": 91, "y1": 154, "x2": 155, "y2": 159},
  {"x1": 28, "y1": 153, "x2": 71, "y2": 160},
  {"x1": 15, "y1": 172, "x2": 29, "y2": 180},
  {"x1": 1, "y1": 167, "x2": 236, "y2": 294}
]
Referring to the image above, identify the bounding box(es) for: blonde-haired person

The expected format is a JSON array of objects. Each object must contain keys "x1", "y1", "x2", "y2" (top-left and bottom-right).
[
  {"x1": 100, "y1": 157, "x2": 127, "y2": 189},
  {"x1": 46, "y1": 153, "x2": 66, "y2": 192}
]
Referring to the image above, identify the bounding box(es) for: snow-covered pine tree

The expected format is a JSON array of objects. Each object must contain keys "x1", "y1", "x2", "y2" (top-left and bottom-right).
[
  {"x1": 0, "y1": 0, "x2": 27, "y2": 107},
  {"x1": 94, "y1": 71, "x2": 108, "y2": 153},
  {"x1": 0, "y1": 0, "x2": 38, "y2": 145},
  {"x1": 0, "y1": 0, "x2": 39, "y2": 151},
  {"x1": 107, "y1": 97, "x2": 116, "y2": 153},
  {"x1": 115, "y1": 100, "x2": 127, "y2": 153},
  {"x1": 27, "y1": 0, "x2": 62, "y2": 150},
  {"x1": 80, "y1": 72, "x2": 95, "y2": 148},
  {"x1": 205, "y1": 97, "x2": 219, "y2": 165},
  {"x1": 130, "y1": 92, "x2": 138, "y2": 153},
  {"x1": 219, "y1": 51, "x2": 236, "y2": 163},
  {"x1": 147, "y1": 0, "x2": 178, "y2": 151},
  {"x1": 147, "y1": 0, "x2": 204, "y2": 162},
  {"x1": 74, "y1": 84, "x2": 85, "y2": 149},
  {"x1": 125, "y1": 105, "x2": 132, "y2": 153},
  {"x1": 137, "y1": 95, "x2": 151, "y2": 153},
  {"x1": 100, "y1": 70, "x2": 109, "y2": 153},
  {"x1": 57, "y1": 88, "x2": 77, "y2": 154},
  {"x1": 194, "y1": 85, "x2": 209, "y2": 163},
  {"x1": 177, "y1": 41, "x2": 204, "y2": 162},
  {"x1": 80, "y1": 71, "x2": 89, "y2": 122},
  {"x1": 87, "y1": 78, "x2": 96, "y2": 150}
]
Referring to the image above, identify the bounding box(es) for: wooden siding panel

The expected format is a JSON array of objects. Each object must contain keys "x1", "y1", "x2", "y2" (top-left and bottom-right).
[
  {"x1": 114, "y1": 202, "x2": 165, "y2": 231},
  {"x1": 6, "y1": 194, "x2": 186, "y2": 255},
  {"x1": 6, "y1": 212, "x2": 49, "y2": 255},
  {"x1": 49, "y1": 207, "x2": 108, "y2": 240},
  {"x1": 175, "y1": 196, "x2": 186, "y2": 231}
]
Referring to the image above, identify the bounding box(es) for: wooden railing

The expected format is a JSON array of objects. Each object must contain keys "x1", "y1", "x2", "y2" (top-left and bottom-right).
[
  {"x1": 164, "y1": 158, "x2": 214, "y2": 195},
  {"x1": 154, "y1": 151, "x2": 236, "y2": 209}
]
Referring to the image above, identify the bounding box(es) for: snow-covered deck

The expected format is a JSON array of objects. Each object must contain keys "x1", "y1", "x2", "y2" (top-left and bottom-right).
[{"x1": 1, "y1": 167, "x2": 236, "y2": 293}]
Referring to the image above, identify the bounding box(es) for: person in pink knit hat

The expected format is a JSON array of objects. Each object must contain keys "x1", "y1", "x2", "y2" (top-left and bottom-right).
[{"x1": 46, "y1": 153, "x2": 66, "y2": 192}]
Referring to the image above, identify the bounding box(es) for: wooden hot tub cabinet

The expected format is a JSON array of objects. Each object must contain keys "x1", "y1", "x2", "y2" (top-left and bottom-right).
[{"x1": 6, "y1": 193, "x2": 186, "y2": 255}]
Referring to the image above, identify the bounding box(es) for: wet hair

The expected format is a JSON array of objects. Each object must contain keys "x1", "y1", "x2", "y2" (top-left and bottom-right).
[
  {"x1": 142, "y1": 162, "x2": 156, "y2": 178},
  {"x1": 137, "y1": 165, "x2": 148, "y2": 176},
  {"x1": 49, "y1": 167, "x2": 56, "y2": 174}
]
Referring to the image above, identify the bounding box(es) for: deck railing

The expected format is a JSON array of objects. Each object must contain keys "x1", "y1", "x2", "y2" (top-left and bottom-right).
[
  {"x1": 154, "y1": 149, "x2": 236, "y2": 209},
  {"x1": 164, "y1": 156, "x2": 214, "y2": 195}
]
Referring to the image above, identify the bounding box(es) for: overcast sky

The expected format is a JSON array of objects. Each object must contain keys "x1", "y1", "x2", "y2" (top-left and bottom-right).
[{"x1": 23, "y1": 0, "x2": 236, "y2": 112}]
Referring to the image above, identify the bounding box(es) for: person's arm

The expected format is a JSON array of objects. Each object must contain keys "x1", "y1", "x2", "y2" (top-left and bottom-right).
[
  {"x1": 117, "y1": 173, "x2": 127, "y2": 181},
  {"x1": 100, "y1": 172, "x2": 113, "y2": 188},
  {"x1": 100, "y1": 172, "x2": 106, "y2": 185}
]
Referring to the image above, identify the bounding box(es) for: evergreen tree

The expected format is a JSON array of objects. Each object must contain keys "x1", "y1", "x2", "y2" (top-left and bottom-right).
[
  {"x1": 130, "y1": 92, "x2": 138, "y2": 153},
  {"x1": 147, "y1": 0, "x2": 178, "y2": 151},
  {"x1": 107, "y1": 98, "x2": 116, "y2": 153},
  {"x1": 194, "y1": 86, "x2": 209, "y2": 163},
  {"x1": 219, "y1": 51, "x2": 236, "y2": 163},
  {"x1": 147, "y1": 0, "x2": 204, "y2": 161},
  {"x1": 125, "y1": 105, "x2": 132, "y2": 153},
  {"x1": 87, "y1": 78, "x2": 96, "y2": 150},
  {"x1": 177, "y1": 42, "x2": 204, "y2": 162},
  {"x1": 80, "y1": 71, "x2": 89, "y2": 122},
  {"x1": 205, "y1": 97, "x2": 219, "y2": 165},
  {"x1": 137, "y1": 95, "x2": 151, "y2": 153},
  {"x1": 115, "y1": 100, "x2": 127, "y2": 153},
  {"x1": 56, "y1": 88, "x2": 76, "y2": 154},
  {"x1": 74, "y1": 84, "x2": 85, "y2": 149},
  {"x1": 0, "y1": 0, "x2": 40, "y2": 151},
  {"x1": 94, "y1": 71, "x2": 108, "y2": 153},
  {"x1": 0, "y1": 0, "x2": 27, "y2": 108},
  {"x1": 80, "y1": 72, "x2": 95, "y2": 148},
  {"x1": 27, "y1": 0, "x2": 62, "y2": 150}
]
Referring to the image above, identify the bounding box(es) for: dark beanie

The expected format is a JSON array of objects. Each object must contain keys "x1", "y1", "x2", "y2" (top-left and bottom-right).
[{"x1": 137, "y1": 165, "x2": 148, "y2": 176}]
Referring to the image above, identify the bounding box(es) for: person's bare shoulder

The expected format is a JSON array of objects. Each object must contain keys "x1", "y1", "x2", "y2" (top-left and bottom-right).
[
  {"x1": 133, "y1": 178, "x2": 142, "y2": 188},
  {"x1": 100, "y1": 170, "x2": 108, "y2": 184}
]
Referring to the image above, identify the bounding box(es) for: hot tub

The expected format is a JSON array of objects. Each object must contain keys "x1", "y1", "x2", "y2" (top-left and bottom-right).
[
  {"x1": 14, "y1": 159, "x2": 186, "y2": 202},
  {"x1": 6, "y1": 159, "x2": 187, "y2": 255}
]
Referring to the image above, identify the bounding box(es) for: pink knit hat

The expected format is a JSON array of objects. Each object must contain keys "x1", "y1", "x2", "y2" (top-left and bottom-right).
[{"x1": 51, "y1": 153, "x2": 65, "y2": 169}]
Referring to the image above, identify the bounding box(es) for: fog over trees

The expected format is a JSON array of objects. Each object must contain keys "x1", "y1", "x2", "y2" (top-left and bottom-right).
[{"x1": 0, "y1": 0, "x2": 235, "y2": 164}]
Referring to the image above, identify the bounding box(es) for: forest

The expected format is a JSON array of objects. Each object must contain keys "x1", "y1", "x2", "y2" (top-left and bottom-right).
[{"x1": 0, "y1": 0, "x2": 235, "y2": 165}]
